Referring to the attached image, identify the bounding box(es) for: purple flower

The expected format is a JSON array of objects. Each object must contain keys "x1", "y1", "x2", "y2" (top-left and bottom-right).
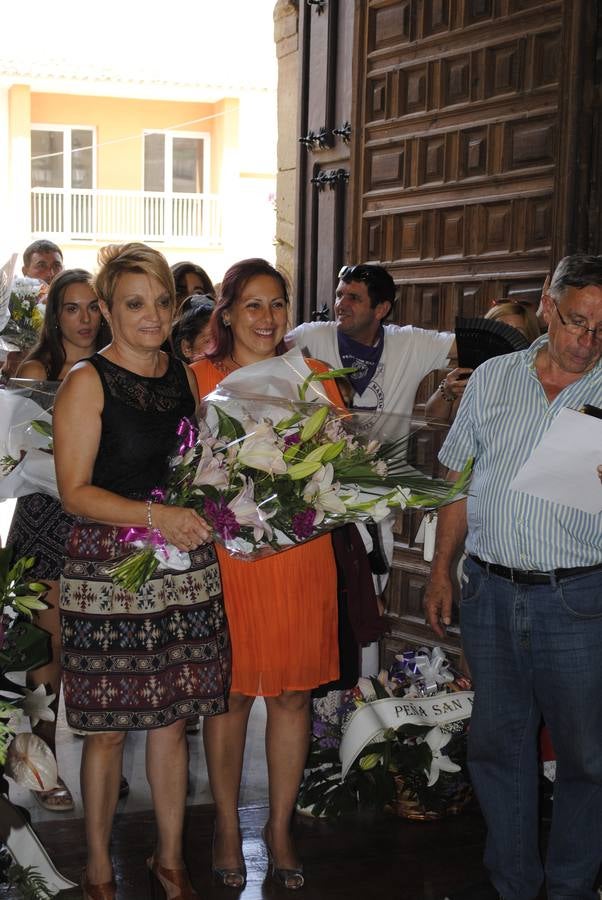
[
  {"x1": 204, "y1": 497, "x2": 240, "y2": 541},
  {"x1": 292, "y1": 507, "x2": 317, "y2": 539},
  {"x1": 312, "y1": 719, "x2": 329, "y2": 738},
  {"x1": 284, "y1": 433, "x2": 301, "y2": 447}
]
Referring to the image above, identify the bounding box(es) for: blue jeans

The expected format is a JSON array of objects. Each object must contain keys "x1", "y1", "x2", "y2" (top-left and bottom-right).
[{"x1": 460, "y1": 556, "x2": 602, "y2": 900}]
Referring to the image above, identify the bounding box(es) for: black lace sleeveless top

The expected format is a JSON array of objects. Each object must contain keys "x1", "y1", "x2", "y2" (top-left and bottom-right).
[{"x1": 88, "y1": 353, "x2": 195, "y2": 499}]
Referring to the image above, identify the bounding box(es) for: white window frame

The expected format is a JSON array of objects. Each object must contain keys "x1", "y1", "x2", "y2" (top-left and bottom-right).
[
  {"x1": 31, "y1": 124, "x2": 97, "y2": 190},
  {"x1": 142, "y1": 129, "x2": 211, "y2": 194}
]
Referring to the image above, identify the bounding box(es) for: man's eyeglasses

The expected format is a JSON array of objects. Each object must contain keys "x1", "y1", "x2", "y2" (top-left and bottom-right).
[{"x1": 552, "y1": 299, "x2": 602, "y2": 342}]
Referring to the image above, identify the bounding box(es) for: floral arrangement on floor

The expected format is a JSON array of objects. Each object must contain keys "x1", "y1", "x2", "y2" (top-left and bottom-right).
[
  {"x1": 0, "y1": 548, "x2": 55, "y2": 778},
  {"x1": 0, "y1": 547, "x2": 63, "y2": 898},
  {"x1": 110, "y1": 371, "x2": 472, "y2": 591},
  {"x1": 297, "y1": 647, "x2": 474, "y2": 821},
  {"x1": 0, "y1": 279, "x2": 47, "y2": 351}
]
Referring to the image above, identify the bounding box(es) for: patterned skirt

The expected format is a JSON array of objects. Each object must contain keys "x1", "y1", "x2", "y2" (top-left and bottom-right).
[
  {"x1": 60, "y1": 522, "x2": 231, "y2": 732},
  {"x1": 7, "y1": 493, "x2": 74, "y2": 580}
]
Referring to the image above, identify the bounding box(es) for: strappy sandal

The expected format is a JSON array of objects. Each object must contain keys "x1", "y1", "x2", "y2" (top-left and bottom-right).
[
  {"x1": 33, "y1": 776, "x2": 74, "y2": 812},
  {"x1": 262, "y1": 825, "x2": 304, "y2": 890}
]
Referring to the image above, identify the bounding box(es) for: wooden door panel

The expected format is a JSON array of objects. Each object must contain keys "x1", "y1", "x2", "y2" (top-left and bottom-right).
[
  {"x1": 352, "y1": 0, "x2": 569, "y2": 661},
  {"x1": 295, "y1": 0, "x2": 354, "y2": 323},
  {"x1": 293, "y1": 0, "x2": 600, "y2": 664}
]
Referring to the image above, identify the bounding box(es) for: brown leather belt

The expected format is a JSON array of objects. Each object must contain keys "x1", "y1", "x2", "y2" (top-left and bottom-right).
[{"x1": 469, "y1": 555, "x2": 602, "y2": 585}]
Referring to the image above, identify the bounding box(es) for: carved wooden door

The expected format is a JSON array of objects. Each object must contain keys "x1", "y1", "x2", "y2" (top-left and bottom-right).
[
  {"x1": 293, "y1": 0, "x2": 600, "y2": 666},
  {"x1": 346, "y1": 0, "x2": 600, "y2": 666},
  {"x1": 294, "y1": 0, "x2": 357, "y2": 323}
]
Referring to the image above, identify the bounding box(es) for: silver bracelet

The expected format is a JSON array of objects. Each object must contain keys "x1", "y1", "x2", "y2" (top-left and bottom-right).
[{"x1": 146, "y1": 499, "x2": 153, "y2": 530}]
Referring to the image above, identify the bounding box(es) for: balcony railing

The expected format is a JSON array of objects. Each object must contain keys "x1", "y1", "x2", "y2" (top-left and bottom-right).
[{"x1": 31, "y1": 188, "x2": 223, "y2": 247}]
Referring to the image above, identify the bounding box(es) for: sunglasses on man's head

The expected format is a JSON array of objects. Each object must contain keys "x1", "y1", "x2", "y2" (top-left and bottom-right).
[
  {"x1": 338, "y1": 265, "x2": 383, "y2": 283},
  {"x1": 337, "y1": 264, "x2": 396, "y2": 302}
]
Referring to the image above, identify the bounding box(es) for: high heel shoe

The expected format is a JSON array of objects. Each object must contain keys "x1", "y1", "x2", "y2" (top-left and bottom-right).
[
  {"x1": 211, "y1": 827, "x2": 247, "y2": 889},
  {"x1": 146, "y1": 855, "x2": 199, "y2": 900},
  {"x1": 81, "y1": 869, "x2": 116, "y2": 900},
  {"x1": 261, "y1": 825, "x2": 304, "y2": 890}
]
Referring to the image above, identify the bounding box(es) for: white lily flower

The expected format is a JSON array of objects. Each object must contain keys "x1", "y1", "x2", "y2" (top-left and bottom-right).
[
  {"x1": 22, "y1": 685, "x2": 56, "y2": 729},
  {"x1": 192, "y1": 444, "x2": 229, "y2": 488},
  {"x1": 5, "y1": 733, "x2": 58, "y2": 791},
  {"x1": 228, "y1": 476, "x2": 274, "y2": 541},
  {"x1": 238, "y1": 422, "x2": 287, "y2": 475},
  {"x1": 303, "y1": 464, "x2": 347, "y2": 523},
  {"x1": 423, "y1": 726, "x2": 461, "y2": 787}
]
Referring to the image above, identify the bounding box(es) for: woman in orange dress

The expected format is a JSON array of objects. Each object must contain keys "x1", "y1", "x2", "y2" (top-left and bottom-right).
[{"x1": 191, "y1": 258, "x2": 339, "y2": 890}]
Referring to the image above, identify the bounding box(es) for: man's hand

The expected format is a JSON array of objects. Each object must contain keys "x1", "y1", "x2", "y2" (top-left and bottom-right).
[
  {"x1": 598, "y1": 464, "x2": 602, "y2": 484},
  {"x1": 440, "y1": 367, "x2": 473, "y2": 402},
  {"x1": 424, "y1": 575, "x2": 454, "y2": 638}
]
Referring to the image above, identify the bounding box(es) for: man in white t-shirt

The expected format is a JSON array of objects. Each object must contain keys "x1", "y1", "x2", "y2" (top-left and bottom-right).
[
  {"x1": 288, "y1": 264, "x2": 454, "y2": 669},
  {"x1": 287, "y1": 264, "x2": 454, "y2": 426}
]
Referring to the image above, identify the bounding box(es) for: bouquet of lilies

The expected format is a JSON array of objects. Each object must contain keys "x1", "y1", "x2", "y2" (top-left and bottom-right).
[
  {"x1": 109, "y1": 361, "x2": 472, "y2": 591},
  {"x1": 1, "y1": 278, "x2": 47, "y2": 350},
  {"x1": 298, "y1": 647, "x2": 474, "y2": 820},
  {"x1": 0, "y1": 547, "x2": 77, "y2": 898}
]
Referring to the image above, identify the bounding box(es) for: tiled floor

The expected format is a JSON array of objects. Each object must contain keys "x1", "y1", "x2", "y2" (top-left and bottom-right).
[{"x1": 1, "y1": 497, "x2": 270, "y2": 824}]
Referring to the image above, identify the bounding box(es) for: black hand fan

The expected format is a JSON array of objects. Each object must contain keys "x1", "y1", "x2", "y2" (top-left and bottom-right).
[{"x1": 455, "y1": 317, "x2": 530, "y2": 369}]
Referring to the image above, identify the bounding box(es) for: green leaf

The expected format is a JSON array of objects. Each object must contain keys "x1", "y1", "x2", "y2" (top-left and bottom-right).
[
  {"x1": 274, "y1": 412, "x2": 303, "y2": 432},
  {"x1": 5, "y1": 862, "x2": 54, "y2": 900},
  {"x1": 297, "y1": 367, "x2": 357, "y2": 401},
  {"x1": 30, "y1": 419, "x2": 53, "y2": 438},
  {"x1": 214, "y1": 405, "x2": 245, "y2": 442}
]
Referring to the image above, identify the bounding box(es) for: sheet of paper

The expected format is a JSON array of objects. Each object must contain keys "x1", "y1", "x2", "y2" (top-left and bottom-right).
[{"x1": 509, "y1": 407, "x2": 602, "y2": 514}]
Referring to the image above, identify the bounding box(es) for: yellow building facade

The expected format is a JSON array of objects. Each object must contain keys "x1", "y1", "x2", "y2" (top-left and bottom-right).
[{"x1": 0, "y1": 4, "x2": 277, "y2": 282}]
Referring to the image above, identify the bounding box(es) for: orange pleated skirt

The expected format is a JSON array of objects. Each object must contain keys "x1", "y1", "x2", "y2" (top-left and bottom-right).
[{"x1": 191, "y1": 357, "x2": 339, "y2": 696}]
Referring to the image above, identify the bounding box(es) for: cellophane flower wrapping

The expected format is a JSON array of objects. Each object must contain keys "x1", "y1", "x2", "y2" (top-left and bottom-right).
[
  {"x1": 0, "y1": 380, "x2": 58, "y2": 500},
  {"x1": 169, "y1": 387, "x2": 469, "y2": 560},
  {"x1": 298, "y1": 647, "x2": 474, "y2": 819}
]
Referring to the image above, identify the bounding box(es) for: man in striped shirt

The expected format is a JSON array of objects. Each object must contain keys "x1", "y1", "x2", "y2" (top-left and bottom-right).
[{"x1": 425, "y1": 254, "x2": 602, "y2": 900}]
